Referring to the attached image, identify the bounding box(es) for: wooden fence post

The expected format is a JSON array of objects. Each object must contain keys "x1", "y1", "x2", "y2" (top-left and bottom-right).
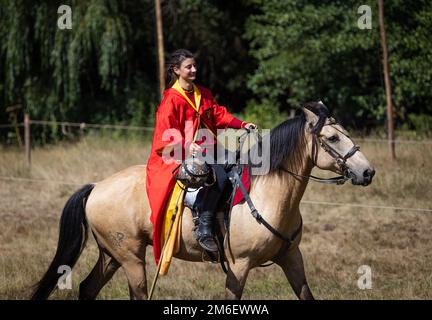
[
  {"x1": 155, "y1": 0, "x2": 165, "y2": 98},
  {"x1": 80, "y1": 122, "x2": 86, "y2": 140},
  {"x1": 24, "y1": 113, "x2": 31, "y2": 167},
  {"x1": 378, "y1": 0, "x2": 396, "y2": 161}
]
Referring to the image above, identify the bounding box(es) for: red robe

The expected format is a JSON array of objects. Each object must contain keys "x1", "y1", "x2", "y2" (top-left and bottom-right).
[{"x1": 146, "y1": 85, "x2": 249, "y2": 264}]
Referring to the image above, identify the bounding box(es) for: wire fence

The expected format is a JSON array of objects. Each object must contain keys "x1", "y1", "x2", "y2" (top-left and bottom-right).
[
  {"x1": 1, "y1": 119, "x2": 431, "y2": 144},
  {"x1": 1, "y1": 117, "x2": 431, "y2": 214},
  {"x1": 29, "y1": 120, "x2": 154, "y2": 131},
  {"x1": 0, "y1": 124, "x2": 21, "y2": 128},
  {"x1": 353, "y1": 138, "x2": 432, "y2": 144},
  {"x1": 301, "y1": 200, "x2": 432, "y2": 213},
  {"x1": 1, "y1": 175, "x2": 431, "y2": 213},
  {"x1": 0, "y1": 116, "x2": 156, "y2": 167}
]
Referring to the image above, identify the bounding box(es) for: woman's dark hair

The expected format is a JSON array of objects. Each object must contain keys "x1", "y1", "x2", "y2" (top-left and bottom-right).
[{"x1": 165, "y1": 49, "x2": 195, "y2": 89}]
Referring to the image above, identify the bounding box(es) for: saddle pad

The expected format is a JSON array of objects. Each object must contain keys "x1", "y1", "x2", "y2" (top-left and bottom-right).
[{"x1": 232, "y1": 165, "x2": 250, "y2": 205}]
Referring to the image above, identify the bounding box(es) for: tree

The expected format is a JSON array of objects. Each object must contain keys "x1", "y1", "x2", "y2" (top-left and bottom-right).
[
  {"x1": 1, "y1": 0, "x2": 430, "y2": 142},
  {"x1": 0, "y1": 0, "x2": 256, "y2": 143},
  {"x1": 161, "y1": 0, "x2": 256, "y2": 113},
  {"x1": 0, "y1": 0, "x2": 158, "y2": 142},
  {"x1": 244, "y1": 0, "x2": 432, "y2": 131}
]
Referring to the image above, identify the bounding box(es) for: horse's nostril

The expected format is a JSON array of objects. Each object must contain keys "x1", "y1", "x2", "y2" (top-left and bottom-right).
[{"x1": 363, "y1": 168, "x2": 375, "y2": 178}]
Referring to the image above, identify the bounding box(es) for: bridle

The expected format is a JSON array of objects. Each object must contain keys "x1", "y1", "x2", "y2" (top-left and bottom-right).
[{"x1": 281, "y1": 117, "x2": 360, "y2": 185}]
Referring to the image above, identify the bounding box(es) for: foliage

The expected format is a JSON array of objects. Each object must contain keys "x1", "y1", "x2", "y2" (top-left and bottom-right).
[
  {"x1": 244, "y1": 0, "x2": 432, "y2": 129},
  {"x1": 241, "y1": 99, "x2": 288, "y2": 129},
  {"x1": 0, "y1": 0, "x2": 157, "y2": 142},
  {"x1": 407, "y1": 113, "x2": 432, "y2": 136},
  {"x1": 162, "y1": 0, "x2": 256, "y2": 112},
  {"x1": 0, "y1": 0, "x2": 256, "y2": 142},
  {"x1": 0, "y1": 0, "x2": 431, "y2": 143}
]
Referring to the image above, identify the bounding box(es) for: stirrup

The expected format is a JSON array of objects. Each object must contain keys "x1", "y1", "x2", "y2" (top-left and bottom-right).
[{"x1": 198, "y1": 235, "x2": 218, "y2": 252}]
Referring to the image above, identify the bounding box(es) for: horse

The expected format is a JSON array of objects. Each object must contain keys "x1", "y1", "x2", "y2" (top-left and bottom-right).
[{"x1": 31, "y1": 102, "x2": 375, "y2": 300}]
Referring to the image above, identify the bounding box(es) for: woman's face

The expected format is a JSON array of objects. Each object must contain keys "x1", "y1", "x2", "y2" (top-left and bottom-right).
[{"x1": 174, "y1": 58, "x2": 197, "y2": 82}]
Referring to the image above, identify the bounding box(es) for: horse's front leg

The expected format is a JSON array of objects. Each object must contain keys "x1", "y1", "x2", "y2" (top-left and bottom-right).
[
  {"x1": 225, "y1": 259, "x2": 250, "y2": 300},
  {"x1": 273, "y1": 246, "x2": 314, "y2": 300}
]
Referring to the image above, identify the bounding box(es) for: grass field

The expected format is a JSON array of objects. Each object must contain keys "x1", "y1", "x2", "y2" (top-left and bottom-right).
[{"x1": 0, "y1": 133, "x2": 431, "y2": 300}]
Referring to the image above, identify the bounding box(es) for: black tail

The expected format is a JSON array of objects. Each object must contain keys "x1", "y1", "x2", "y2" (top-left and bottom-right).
[{"x1": 31, "y1": 184, "x2": 95, "y2": 300}]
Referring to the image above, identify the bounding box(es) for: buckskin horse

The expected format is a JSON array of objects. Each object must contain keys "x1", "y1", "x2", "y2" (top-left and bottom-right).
[{"x1": 31, "y1": 102, "x2": 375, "y2": 300}]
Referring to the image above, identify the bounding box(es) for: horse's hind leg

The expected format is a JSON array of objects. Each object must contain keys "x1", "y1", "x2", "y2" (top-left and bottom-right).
[
  {"x1": 273, "y1": 246, "x2": 314, "y2": 300},
  {"x1": 79, "y1": 249, "x2": 120, "y2": 300},
  {"x1": 122, "y1": 257, "x2": 148, "y2": 300},
  {"x1": 225, "y1": 259, "x2": 250, "y2": 300}
]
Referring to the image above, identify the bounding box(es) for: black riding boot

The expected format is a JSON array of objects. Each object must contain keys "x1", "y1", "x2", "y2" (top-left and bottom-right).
[
  {"x1": 197, "y1": 210, "x2": 218, "y2": 252},
  {"x1": 194, "y1": 164, "x2": 229, "y2": 253}
]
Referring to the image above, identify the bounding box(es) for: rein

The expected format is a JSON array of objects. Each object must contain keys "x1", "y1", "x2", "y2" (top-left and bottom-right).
[{"x1": 280, "y1": 167, "x2": 348, "y2": 185}]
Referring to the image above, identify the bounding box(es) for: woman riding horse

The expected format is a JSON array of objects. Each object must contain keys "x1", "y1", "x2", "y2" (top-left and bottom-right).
[
  {"x1": 31, "y1": 99, "x2": 374, "y2": 300},
  {"x1": 146, "y1": 49, "x2": 256, "y2": 261}
]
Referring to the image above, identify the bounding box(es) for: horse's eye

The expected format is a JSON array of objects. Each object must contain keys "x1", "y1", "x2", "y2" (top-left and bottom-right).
[{"x1": 327, "y1": 135, "x2": 339, "y2": 143}]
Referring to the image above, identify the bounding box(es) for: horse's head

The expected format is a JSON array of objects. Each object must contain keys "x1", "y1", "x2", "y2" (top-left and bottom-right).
[{"x1": 303, "y1": 101, "x2": 375, "y2": 186}]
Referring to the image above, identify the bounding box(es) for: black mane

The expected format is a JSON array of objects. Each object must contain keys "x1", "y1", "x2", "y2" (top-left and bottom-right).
[
  {"x1": 249, "y1": 101, "x2": 329, "y2": 175},
  {"x1": 267, "y1": 114, "x2": 306, "y2": 172}
]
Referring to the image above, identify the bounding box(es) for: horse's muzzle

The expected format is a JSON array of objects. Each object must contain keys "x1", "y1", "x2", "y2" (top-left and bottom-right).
[{"x1": 351, "y1": 167, "x2": 375, "y2": 186}]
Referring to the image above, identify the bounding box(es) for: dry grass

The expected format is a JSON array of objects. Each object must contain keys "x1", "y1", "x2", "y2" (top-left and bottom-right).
[{"x1": 0, "y1": 134, "x2": 431, "y2": 300}]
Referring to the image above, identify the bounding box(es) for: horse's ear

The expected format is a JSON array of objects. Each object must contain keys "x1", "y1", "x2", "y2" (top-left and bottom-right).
[{"x1": 302, "y1": 107, "x2": 319, "y2": 132}]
